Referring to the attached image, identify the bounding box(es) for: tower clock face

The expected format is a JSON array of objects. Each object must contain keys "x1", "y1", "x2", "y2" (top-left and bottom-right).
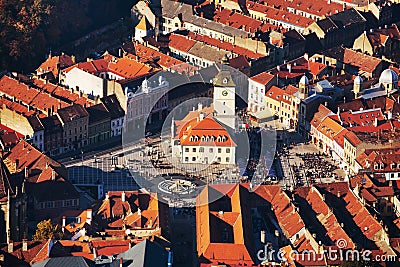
[{"x1": 222, "y1": 90, "x2": 228, "y2": 96}]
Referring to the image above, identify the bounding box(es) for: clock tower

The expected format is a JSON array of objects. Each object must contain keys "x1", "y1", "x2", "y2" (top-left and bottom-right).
[{"x1": 213, "y1": 70, "x2": 236, "y2": 129}]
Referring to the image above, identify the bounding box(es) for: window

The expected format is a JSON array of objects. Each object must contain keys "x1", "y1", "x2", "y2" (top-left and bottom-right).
[
  {"x1": 185, "y1": 157, "x2": 188, "y2": 162},
  {"x1": 226, "y1": 148, "x2": 230, "y2": 153},
  {"x1": 209, "y1": 148, "x2": 213, "y2": 153},
  {"x1": 199, "y1": 147, "x2": 204, "y2": 152},
  {"x1": 192, "y1": 157, "x2": 196, "y2": 161},
  {"x1": 192, "y1": 148, "x2": 196, "y2": 152},
  {"x1": 226, "y1": 157, "x2": 230, "y2": 162},
  {"x1": 185, "y1": 148, "x2": 189, "y2": 152},
  {"x1": 218, "y1": 148, "x2": 222, "y2": 153}
]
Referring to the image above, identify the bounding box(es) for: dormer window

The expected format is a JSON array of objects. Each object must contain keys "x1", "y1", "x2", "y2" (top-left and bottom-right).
[
  {"x1": 374, "y1": 163, "x2": 379, "y2": 170},
  {"x1": 380, "y1": 163, "x2": 384, "y2": 169},
  {"x1": 391, "y1": 163, "x2": 396, "y2": 169}
]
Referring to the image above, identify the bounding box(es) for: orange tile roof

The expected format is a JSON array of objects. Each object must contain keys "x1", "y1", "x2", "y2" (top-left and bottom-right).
[
  {"x1": 64, "y1": 55, "x2": 157, "y2": 81},
  {"x1": 317, "y1": 117, "x2": 345, "y2": 141},
  {"x1": 311, "y1": 104, "x2": 333, "y2": 128},
  {"x1": 202, "y1": 244, "x2": 254, "y2": 265},
  {"x1": 178, "y1": 117, "x2": 236, "y2": 146},
  {"x1": 309, "y1": 61, "x2": 327, "y2": 76}
]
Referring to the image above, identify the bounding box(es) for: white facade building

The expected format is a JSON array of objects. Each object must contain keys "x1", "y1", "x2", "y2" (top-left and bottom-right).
[{"x1": 126, "y1": 76, "x2": 169, "y2": 131}]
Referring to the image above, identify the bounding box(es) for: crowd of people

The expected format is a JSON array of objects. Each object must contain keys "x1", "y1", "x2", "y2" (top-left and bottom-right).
[{"x1": 295, "y1": 152, "x2": 338, "y2": 184}]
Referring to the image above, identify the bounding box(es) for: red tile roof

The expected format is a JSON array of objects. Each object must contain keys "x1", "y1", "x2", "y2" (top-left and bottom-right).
[
  {"x1": 3, "y1": 140, "x2": 63, "y2": 175},
  {"x1": 187, "y1": 31, "x2": 265, "y2": 59},
  {"x1": 0, "y1": 96, "x2": 36, "y2": 117},
  {"x1": 311, "y1": 104, "x2": 333, "y2": 129},
  {"x1": 265, "y1": 86, "x2": 291, "y2": 104},
  {"x1": 268, "y1": 56, "x2": 309, "y2": 79},
  {"x1": 246, "y1": 1, "x2": 314, "y2": 28},
  {"x1": 344, "y1": 131, "x2": 362, "y2": 146},
  {"x1": 214, "y1": 8, "x2": 278, "y2": 33},
  {"x1": 0, "y1": 240, "x2": 51, "y2": 266},
  {"x1": 168, "y1": 34, "x2": 196, "y2": 52},
  {"x1": 308, "y1": 61, "x2": 328, "y2": 76},
  {"x1": 96, "y1": 191, "x2": 164, "y2": 231},
  {"x1": 133, "y1": 42, "x2": 196, "y2": 73},
  {"x1": 91, "y1": 240, "x2": 130, "y2": 257},
  {"x1": 36, "y1": 53, "x2": 75, "y2": 76},
  {"x1": 250, "y1": 72, "x2": 275, "y2": 85},
  {"x1": 254, "y1": 0, "x2": 345, "y2": 18},
  {"x1": 306, "y1": 186, "x2": 355, "y2": 249}
]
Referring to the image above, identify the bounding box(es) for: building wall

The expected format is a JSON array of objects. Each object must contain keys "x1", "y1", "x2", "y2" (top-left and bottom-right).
[
  {"x1": 59, "y1": 116, "x2": 89, "y2": 152},
  {"x1": 248, "y1": 80, "x2": 268, "y2": 113},
  {"x1": 353, "y1": 33, "x2": 374, "y2": 55},
  {"x1": 0, "y1": 107, "x2": 34, "y2": 137},
  {"x1": 60, "y1": 68, "x2": 105, "y2": 97},
  {"x1": 181, "y1": 145, "x2": 235, "y2": 164},
  {"x1": 126, "y1": 82, "x2": 168, "y2": 131},
  {"x1": 111, "y1": 117, "x2": 124, "y2": 137},
  {"x1": 88, "y1": 120, "x2": 111, "y2": 145}
]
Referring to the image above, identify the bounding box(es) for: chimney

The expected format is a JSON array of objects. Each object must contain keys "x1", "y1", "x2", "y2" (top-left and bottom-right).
[
  {"x1": 304, "y1": 53, "x2": 309, "y2": 61},
  {"x1": 62, "y1": 216, "x2": 66, "y2": 232},
  {"x1": 71, "y1": 55, "x2": 76, "y2": 63},
  {"x1": 121, "y1": 191, "x2": 126, "y2": 202},
  {"x1": 24, "y1": 167, "x2": 28, "y2": 179},
  {"x1": 105, "y1": 193, "x2": 109, "y2": 200},
  {"x1": 86, "y1": 209, "x2": 92, "y2": 225},
  {"x1": 7, "y1": 241, "x2": 13, "y2": 253},
  {"x1": 199, "y1": 112, "x2": 205, "y2": 121},
  {"x1": 337, "y1": 191, "x2": 341, "y2": 198},
  {"x1": 51, "y1": 169, "x2": 55, "y2": 180},
  {"x1": 198, "y1": 103, "x2": 203, "y2": 111},
  {"x1": 374, "y1": 117, "x2": 378, "y2": 127},
  {"x1": 287, "y1": 63, "x2": 292, "y2": 73},
  {"x1": 119, "y1": 258, "x2": 123, "y2": 267},
  {"x1": 22, "y1": 239, "x2": 28, "y2": 252}
]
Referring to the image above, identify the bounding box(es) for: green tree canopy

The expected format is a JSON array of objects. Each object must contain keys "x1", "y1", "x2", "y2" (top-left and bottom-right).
[{"x1": 32, "y1": 219, "x2": 63, "y2": 240}]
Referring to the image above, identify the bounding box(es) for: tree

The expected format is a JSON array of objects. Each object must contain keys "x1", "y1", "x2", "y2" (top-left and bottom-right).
[{"x1": 32, "y1": 219, "x2": 63, "y2": 240}]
